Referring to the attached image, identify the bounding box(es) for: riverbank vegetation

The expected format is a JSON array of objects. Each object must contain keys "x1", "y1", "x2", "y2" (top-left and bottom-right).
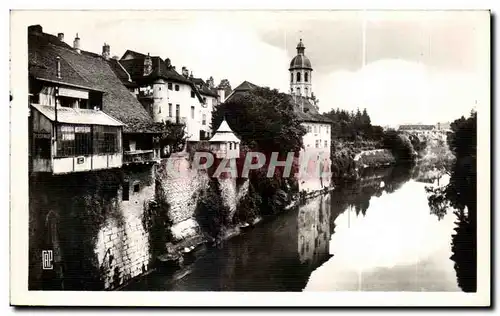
[
  {"x1": 425, "y1": 110, "x2": 477, "y2": 292},
  {"x1": 207, "y1": 87, "x2": 306, "y2": 239}
]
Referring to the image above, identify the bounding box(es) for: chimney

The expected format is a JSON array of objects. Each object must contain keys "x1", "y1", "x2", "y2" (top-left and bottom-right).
[
  {"x1": 73, "y1": 33, "x2": 81, "y2": 53},
  {"x1": 57, "y1": 33, "x2": 64, "y2": 42},
  {"x1": 102, "y1": 43, "x2": 110, "y2": 60},
  {"x1": 56, "y1": 56, "x2": 61, "y2": 79},
  {"x1": 165, "y1": 58, "x2": 171, "y2": 68},
  {"x1": 28, "y1": 25, "x2": 43, "y2": 34},
  {"x1": 181, "y1": 66, "x2": 189, "y2": 78},
  {"x1": 189, "y1": 71, "x2": 193, "y2": 79},
  {"x1": 143, "y1": 53, "x2": 152, "y2": 76}
]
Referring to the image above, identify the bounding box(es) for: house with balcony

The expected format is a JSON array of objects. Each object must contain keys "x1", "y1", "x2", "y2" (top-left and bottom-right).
[
  {"x1": 29, "y1": 26, "x2": 125, "y2": 174},
  {"x1": 29, "y1": 24, "x2": 164, "y2": 205},
  {"x1": 29, "y1": 26, "x2": 162, "y2": 174}
]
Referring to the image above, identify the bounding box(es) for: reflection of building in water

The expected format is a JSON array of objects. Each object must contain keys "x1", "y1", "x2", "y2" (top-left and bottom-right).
[{"x1": 297, "y1": 195, "x2": 331, "y2": 265}]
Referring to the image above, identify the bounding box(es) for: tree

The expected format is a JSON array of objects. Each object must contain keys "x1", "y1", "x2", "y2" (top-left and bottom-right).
[
  {"x1": 426, "y1": 111, "x2": 477, "y2": 222},
  {"x1": 217, "y1": 79, "x2": 232, "y2": 98},
  {"x1": 212, "y1": 87, "x2": 306, "y2": 155},
  {"x1": 381, "y1": 130, "x2": 416, "y2": 163},
  {"x1": 425, "y1": 110, "x2": 477, "y2": 292},
  {"x1": 155, "y1": 121, "x2": 187, "y2": 157}
]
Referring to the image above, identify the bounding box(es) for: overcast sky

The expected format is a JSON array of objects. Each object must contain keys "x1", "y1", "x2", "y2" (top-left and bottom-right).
[{"x1": 16, "y1": 10, "x2": 489, "y2": 126}]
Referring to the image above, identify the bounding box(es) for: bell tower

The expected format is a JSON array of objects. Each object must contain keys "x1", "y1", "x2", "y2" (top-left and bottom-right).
[{"x1": 289, "y1": 39, "x2": 313, "y2": 98}]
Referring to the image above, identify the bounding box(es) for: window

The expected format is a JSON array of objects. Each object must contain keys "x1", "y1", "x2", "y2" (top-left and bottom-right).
[
  {"x1": 191, "y1": 106, "x2": 195, "y2": 119},
  {"x1": 324, "y1": 140, "x2": 328, "y2": 148},
  {"x1": 93, "y1": 125, "x2": 120, "y2": 154},
  {"x1": 133, "y1": 183, "x2": 140, "y2": 193},
  {"x1": 159, "y1": 105, "x2": 161, "y2": 114},
  {"x1": 191, "y1": 91, "x2": 195, "y2": 98},
  {"x1": 314, "y1": 126, "x2": 317, "y2": 133},
  {"x1": 176, "y1": 104, "x2": 180, "y2": 122},
  {"x1": 297, "y1": 87, "x2": 301, "y2": 95},
  {"x1": 305, "y1": 72, "x2": 309, "y2": 82},
  {"x1": 57, "y1": 125, "x2": 75, "y2": 157},
  {"x1": 58, "y1": 96, "x2": 76, "y2": 108},
  {"x1": 202, "y1": 114, "x2": 207, "y2": 125},
  {"x1": 307, "y1": 125, "x2": 312, "y2": 133},
  {"x1": 291, "y1": 73, "x2": 293, "y2": 82},
  {"x1": 229, "y1": 143, "x2": 232, "y2": 150},
  {"x1": 305, "y1": 87, "x2": 308, "y2": 97},
  {"x1": 168, "y1": 83, "x2": 173, "y2": 90},
  {"x1": 122, "y1": 181, "x2": 129, "y2": 201},
  {"x1": 175, "y1": 84, "x2": 179, "y2": 91},
  {"x1": 74, "y1": 126, "x2": 92, "y2": 156},
  {"x1": 296, "y1": 72, "x2": 301, "y2": 82},
  {"x1": 168, "y1": 103, "x2": 172, "y2": 117},
  {"x1": 315, "y1": 140, "x2": 319, "y2": 148}
]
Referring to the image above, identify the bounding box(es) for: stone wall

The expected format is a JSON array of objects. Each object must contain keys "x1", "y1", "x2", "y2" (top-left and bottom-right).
[
  {"x1": 156, "y1": 154, "x2": 249, "y2": 244},
  {"x1": 94, "y1": 164, "x2": 155, "y2": 290}
]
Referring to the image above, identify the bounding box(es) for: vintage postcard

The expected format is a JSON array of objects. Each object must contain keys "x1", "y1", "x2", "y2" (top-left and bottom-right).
[{"x1": 9, "y1": 9, "x2": 490, "y2": 307}]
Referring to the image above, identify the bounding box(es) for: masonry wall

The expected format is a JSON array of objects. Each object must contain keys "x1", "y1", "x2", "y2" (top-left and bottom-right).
[
  {"x1": 156, "y1": 153, "x2": 249, "y2": 245},
  {"x1": 94, "y1": 164, "x2": 155, "y2": 290}
]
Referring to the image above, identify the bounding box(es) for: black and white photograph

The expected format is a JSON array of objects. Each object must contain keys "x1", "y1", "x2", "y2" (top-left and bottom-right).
[{"x1": 9, "y1": 8, "x2": 490, "y2": 307}]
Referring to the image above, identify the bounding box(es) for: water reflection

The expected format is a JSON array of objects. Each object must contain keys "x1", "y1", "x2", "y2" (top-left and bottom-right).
[
  {"x1": 123, "y1": 165, "x2": 466, "y2": 292},
  {"x1": 305, "y1": 169, "x2": 461, "y2": 292}
]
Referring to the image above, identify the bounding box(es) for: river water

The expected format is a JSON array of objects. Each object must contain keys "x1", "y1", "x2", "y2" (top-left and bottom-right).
[{"x1": 123, "y1": 166, "x2": 465, "y2": 292}]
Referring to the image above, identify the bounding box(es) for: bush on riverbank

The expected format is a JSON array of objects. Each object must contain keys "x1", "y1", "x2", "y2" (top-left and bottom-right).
[
  {"x1": 194, "y1": 178, "x2": 232, "y2": 242},
  {"x1": 232, "y1": 181, "x2": 262, "y2": 225},
  {"x1": 382, "y1": 130, "x2": 417, "y2": 164}
]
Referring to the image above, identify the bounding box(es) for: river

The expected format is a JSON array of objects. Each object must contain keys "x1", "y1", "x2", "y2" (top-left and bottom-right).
[{"x1": 123, "y1": 165, "x2": 467, "y2": 292}]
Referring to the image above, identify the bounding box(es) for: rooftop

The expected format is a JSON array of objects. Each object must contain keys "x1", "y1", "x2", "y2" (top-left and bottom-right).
[{"x1": 28, "y1": 25, "x2": 159, "y2": 133}]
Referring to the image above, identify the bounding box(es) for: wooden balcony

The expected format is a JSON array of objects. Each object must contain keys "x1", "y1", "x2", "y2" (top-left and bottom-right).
[{"x1": 123, "y1": 149, "x2": 159, "y2": 165}]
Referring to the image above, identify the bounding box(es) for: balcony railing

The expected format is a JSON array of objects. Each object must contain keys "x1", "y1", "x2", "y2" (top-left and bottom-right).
[{"x1": 123, "y1": 149, "x2": 159, "y2": 165}]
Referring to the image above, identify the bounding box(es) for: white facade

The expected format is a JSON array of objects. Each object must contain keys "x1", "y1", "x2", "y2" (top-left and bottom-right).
[
  {"x1": 301, "y1": 122, "x2": 331, "y2": 154},
  {"x1": 140, "y1": 79, "x2": 202, "y2": 142},
  {"x1": 199, "y1": 94, "x2": 217, "y2": 139}
]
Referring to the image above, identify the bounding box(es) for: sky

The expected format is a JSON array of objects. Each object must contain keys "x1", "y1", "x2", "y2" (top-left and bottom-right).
[{"x1": 15, "y1": 10, "x2": 490, "y2": 126}]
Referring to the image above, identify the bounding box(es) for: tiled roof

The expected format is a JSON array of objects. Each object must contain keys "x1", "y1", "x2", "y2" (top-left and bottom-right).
[
  {"x1": 107, "y1": 58, "x2": 137, "y2": 88},
  {"x1": 233, "y1": 80, "x2": 260, "y2": 92},
  {"x1": 119, "y1": 53, "x2": 206, "y2": 103},
  {"x1": 121, "y1": 49, "x2": 147, "y2": 60},
  {"x1": 191, "y1": 77, "x2": 218, "y2": 98},
  {"x1": 32, "y1": 103, "x2": 124, "y2": 126},
  {"x1": 28, "y1": 28, "x2": 159, "y2": 133},
  {"x1": 28, "y1": 32, "x2": 101, "y2": 91},
  {"x1": 119, "y1": 56, "x2": 192, "y2": 85}
]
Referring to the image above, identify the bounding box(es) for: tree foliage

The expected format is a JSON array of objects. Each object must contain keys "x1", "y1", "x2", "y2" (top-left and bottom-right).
[
  {"x1": 212, "y1": 87, "x2": 307, "y2": 155},
  {"x1": 323, "y1": 107, "x2": 382, "y2": 142},
  {"x1": 154, "y1": 121, "x2": 187, "y2": 157},
  {"x1": 426, "y1": 111, "x2": 477, "y2": 221},
  {"x1": 425, "y1": 110, "x2": 477, "y2": 292},
  {"x1": 381, "y1": 129, "x2": 417, "y2": 164}
]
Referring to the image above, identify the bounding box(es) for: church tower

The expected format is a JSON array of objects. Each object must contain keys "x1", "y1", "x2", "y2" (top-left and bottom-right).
[{"x1": 289, "y1": 39, "x2": 313, "y2": 98}]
